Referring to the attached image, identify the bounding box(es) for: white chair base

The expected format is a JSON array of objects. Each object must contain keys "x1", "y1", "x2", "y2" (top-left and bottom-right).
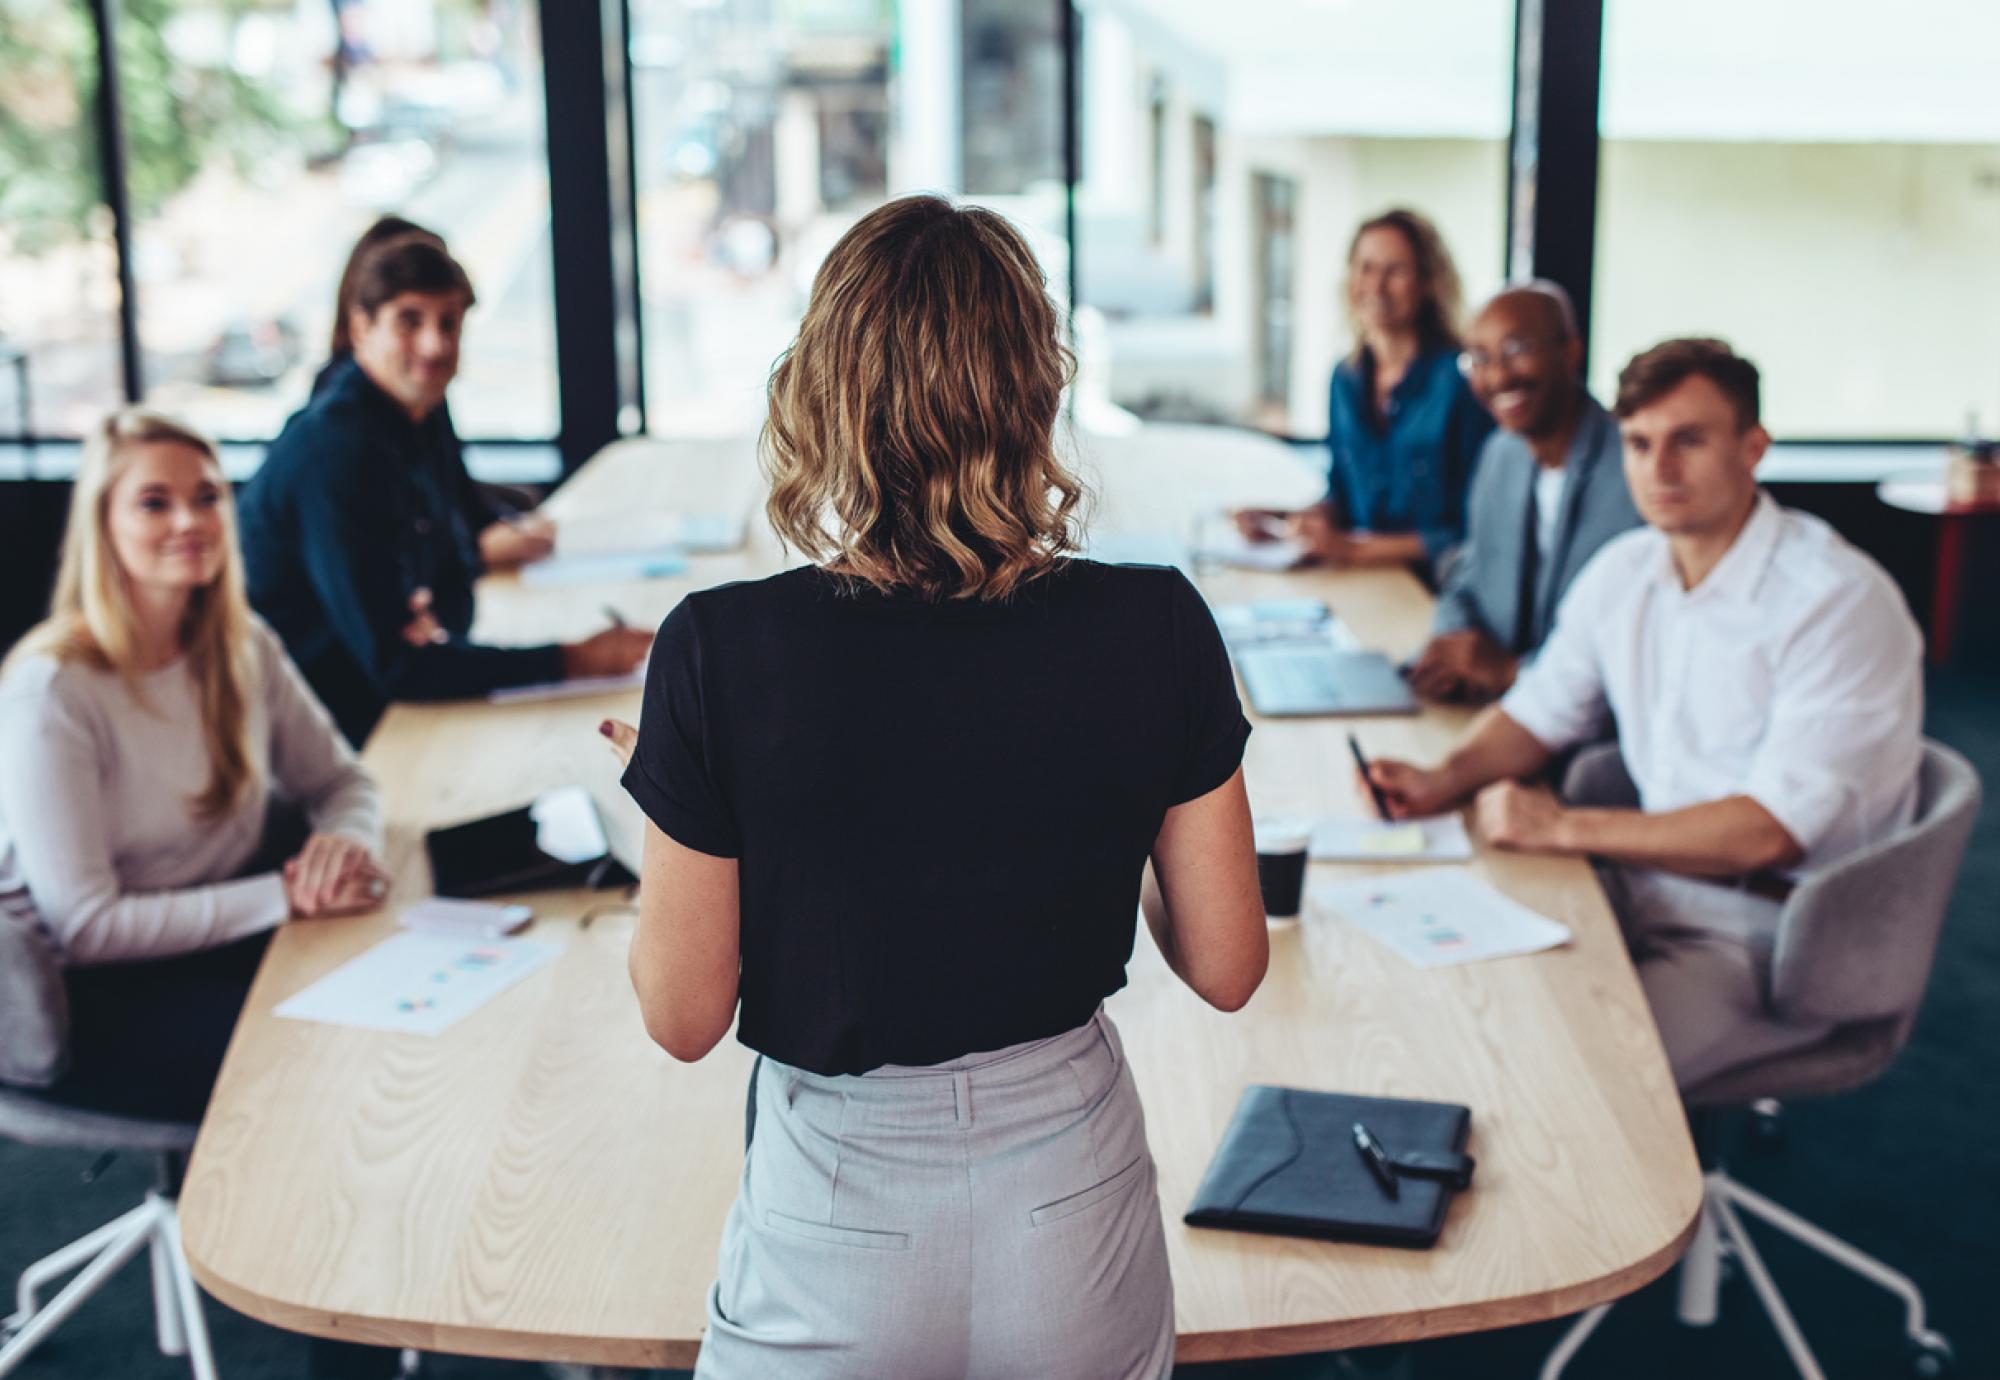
[
  {"x1": 1541, "y1": 1169, "x2": 1954, "y2": 1380},
  {"x1": 0, "y1": 1189, "x2": 216, "y2": 1380}
]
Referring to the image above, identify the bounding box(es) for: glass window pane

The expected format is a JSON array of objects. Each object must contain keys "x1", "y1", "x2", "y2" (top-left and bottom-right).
[
  {"x1": 0, "y1": 0, "x2": 123, "y2": 436},
  {"x1": 119, "y1": 0, "x2": 558, "y2": 441},
  {"x1": 630, "y1": 0, "x2": 1068, "y2": 438},
  {"x1": 1593, "y1": 0, "x2": 2000, "y2": 438},
  {"x1": 1074, "y1": 0, "x2": 1516, "y2": 433}
]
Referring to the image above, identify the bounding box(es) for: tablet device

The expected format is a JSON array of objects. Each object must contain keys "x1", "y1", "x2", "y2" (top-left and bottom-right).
[
  {"x1": 1234, "y1": 645, "x2": 1419, "y2": 718},
  {"x1": 425, "y1": 786, "x2": 635, "y2": 898}
]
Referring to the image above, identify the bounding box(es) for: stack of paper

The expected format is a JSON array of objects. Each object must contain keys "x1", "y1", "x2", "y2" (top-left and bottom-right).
[{"x1": 1312, "y1": 867, "x2": 1572, "y2": 969}]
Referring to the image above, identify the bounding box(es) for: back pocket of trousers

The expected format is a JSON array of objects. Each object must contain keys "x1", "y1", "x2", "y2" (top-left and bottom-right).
[
  {"x1": 764, "y1": 1209, "x2": 911, "y2": 1251},
  {"x1": 1029, "y1": 1155, "x2": 1146, "y2": 1228}
]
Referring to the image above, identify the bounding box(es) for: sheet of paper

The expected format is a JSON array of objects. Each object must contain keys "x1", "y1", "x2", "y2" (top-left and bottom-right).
[
  {"x1": 1194, "y1": 529, "x2": 1307, "y2": 572},
  {"x1": 1212, "y1": 599, "x2": 1357, "y2": 652},
  {"x1": 519, "y1": 550, "x2": 690, "y2": 588},
  {"x1": 557, "y1": 512, "x2": 747, "y2": 557},
  {"x1": 486, "y1": 667, "x2": 646, "y2": 705},
  {"x1": 1310, "y1": 814, "x2": 1474, "y2": 862},
  {"x1": 1311, "y1": 867, "x2": 1572, "y2": 969},
  {"x1": 274, "y1": 932, "x2": 562, "y2": 1036}
]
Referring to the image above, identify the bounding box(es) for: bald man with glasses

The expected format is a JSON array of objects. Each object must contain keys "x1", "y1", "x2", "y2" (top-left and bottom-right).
[{"x1": 1406, "y1": 283, "x2": 1642, "y2": 703}]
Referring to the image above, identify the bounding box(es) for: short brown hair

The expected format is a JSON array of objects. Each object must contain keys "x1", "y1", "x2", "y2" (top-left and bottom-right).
[
  {"x1": 345, "y1": 232, "x2": 475, "y2": 328},
  {"x1": 761, "y1": 195, "x2": 1087, "y2": 601},
  {"x1": 1615, "y1": 337, "x2": 1761, "y2": 430},
  {"x1": 330, "y1": 216, "x2": 445, "y2": 356}
]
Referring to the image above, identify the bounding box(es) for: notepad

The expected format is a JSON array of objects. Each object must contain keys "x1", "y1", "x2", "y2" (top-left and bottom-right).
[
  {"x1": 274, "y1": 932, "x2": 561, "y2": 1036},
  {"x1": 1311, "y1": 815, "x2": 1474, "y2": 863},
  {"x1": 1313, "y1": 867, "x2": 1571, "y2": 968}
]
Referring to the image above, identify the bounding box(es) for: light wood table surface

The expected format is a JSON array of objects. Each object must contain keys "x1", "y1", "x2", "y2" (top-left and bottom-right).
[{"x1": 181, "y1": 424, "x2": 1701, "y2": 1367}]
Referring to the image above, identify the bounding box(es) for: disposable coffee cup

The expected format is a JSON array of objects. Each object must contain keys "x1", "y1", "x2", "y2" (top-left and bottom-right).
[{"x1": 1253, "y1": 818, "x2": 1313, "y2": 920}]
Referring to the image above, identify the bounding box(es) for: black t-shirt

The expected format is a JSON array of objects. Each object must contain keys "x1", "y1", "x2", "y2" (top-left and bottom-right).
[{"x1": 620, "y1": 559, "x2": 1250, "y2": 1076}]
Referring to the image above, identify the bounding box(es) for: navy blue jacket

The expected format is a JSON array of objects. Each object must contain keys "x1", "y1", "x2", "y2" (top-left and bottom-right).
[{"x1": 239, "y1": 358, "x2": 563, "y2": 745}]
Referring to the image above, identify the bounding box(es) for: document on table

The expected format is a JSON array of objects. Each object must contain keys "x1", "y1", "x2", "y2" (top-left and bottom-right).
[
  {"x1": 274, "y1": 932, "x2": 562, "y2": 1036},
  {"x1": 1194, "y1": 528, "x2": 1307, "y2": 571},
  {"x1": 519, "y1": 549, "x2": 690, "y2": 588},
  {"x1": 1312, "y1": 867, "x2": 1572, "y2": 969},
  {"x1": 486, "y1": 667, "x2": 647, "y2": 705},
  {"x1": 1311, "y1": 814, "x2": 1473, "y2": 862},
  {"x1": 1212, "y1": 598, "x2": 1358, "y2": 652},
  {"x1": 556, "y1": 512, "x2": 748, "y2": 556}
]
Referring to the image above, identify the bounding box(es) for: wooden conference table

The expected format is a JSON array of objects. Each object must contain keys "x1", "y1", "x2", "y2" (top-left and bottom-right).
[{"x1": 181, "y1": 425, "x2": 1701, "y2": 1367}]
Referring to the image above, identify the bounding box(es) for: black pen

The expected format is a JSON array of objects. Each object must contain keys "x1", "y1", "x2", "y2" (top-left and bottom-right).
[
  {"x1": 1352, "y1": 1121, "x2": 1400, "y2": 1200},
  {"x1": 1347, "y1": 732, "x2": 1393, "y2": 823},
  {"x1": 602, "y1": 604, "x2": 629, "y2": 630}
]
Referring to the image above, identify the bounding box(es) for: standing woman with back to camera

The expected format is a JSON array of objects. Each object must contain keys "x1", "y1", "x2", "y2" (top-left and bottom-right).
[{"x1": 607, "y1": 195, "x2": 1269, "y2": 1378}]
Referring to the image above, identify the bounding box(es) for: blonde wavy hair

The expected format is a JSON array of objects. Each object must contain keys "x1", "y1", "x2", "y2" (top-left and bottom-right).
[
  {"x1": 3, "y1": 408, "x2": 256, "y2": 820},
  {"x1": 1344, "y1": 207, "x2": 1466, "y2": 360},
  {"x1": 761, "y1": 195, "x2": 1088, "y2": 601}
]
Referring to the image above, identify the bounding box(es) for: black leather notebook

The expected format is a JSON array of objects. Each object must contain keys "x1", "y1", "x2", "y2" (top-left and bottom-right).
[{"x1": 1184, "y1": 1085, "x2": 1475, "y2": 1249}]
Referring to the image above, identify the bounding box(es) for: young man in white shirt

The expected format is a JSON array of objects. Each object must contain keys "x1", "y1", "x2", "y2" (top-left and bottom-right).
[{"x1": 1364, "y1": 338, "x2": 1923, "y2": 1087}]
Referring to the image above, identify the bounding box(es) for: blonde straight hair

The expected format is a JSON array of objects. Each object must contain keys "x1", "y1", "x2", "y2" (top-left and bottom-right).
[{"x1": 3, "y1": 408, "x2": 257, "y2": 820}]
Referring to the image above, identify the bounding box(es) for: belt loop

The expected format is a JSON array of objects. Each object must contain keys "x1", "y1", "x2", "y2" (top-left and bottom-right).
[{"x1": 952, "y1": 1069, "x2": 972, "y2": 1128}]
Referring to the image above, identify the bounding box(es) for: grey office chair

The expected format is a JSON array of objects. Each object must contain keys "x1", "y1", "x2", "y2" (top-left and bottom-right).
[
  {"x1": 1542, "y1": 740, "x2": 1982, "y2": 1380},
  {"x1": 0, "y1": 912, "x2": 220, "y2": 1380}
]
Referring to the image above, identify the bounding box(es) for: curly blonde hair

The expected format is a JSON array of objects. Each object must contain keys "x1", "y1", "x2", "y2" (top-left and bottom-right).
[{"x1": 761, "y1": 196, "x2": 1088, "y2": 601}]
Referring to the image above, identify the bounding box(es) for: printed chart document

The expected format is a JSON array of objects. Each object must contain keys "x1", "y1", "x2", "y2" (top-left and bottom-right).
[
  {"x1": 1312, "y1": 867, "x2": 1572, "y2": 969},
  {"x1": 275, "y1": 931, "x2": 561, "y2": 1036},
  {"x1": 1211, "y1": 599, "x2": 1357, "y2": 652},
  {"x1": 1311, "y1": 814, "x2": 1474, "y2": 862}
]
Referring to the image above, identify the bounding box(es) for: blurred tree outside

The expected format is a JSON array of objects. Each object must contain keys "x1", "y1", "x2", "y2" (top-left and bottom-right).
[{"x1": 0, "y1": 0, "x2": 301, "y2": 259}]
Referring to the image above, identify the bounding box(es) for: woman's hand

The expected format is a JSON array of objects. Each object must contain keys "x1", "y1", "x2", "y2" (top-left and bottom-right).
[
  {"x1": 599, "y1": 718, "x2": 638, "y2": 769},
  {"x1": 284, "y1": 833, "x2": 390, "y2": 918}
]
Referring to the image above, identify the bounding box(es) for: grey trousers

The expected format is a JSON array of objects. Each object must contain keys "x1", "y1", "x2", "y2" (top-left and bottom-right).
[
  {"x1": 1597, "y1": 864, "x2": 1835, "y2": 1090},
  {"x1": 694, "y1": 1008, "x2": 1175, "y2": 1380}
]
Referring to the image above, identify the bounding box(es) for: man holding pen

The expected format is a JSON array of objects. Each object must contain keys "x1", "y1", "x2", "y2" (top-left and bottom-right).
[{"x1": 1359, "y1": 339, "x2": 1922, "y2": 1087}]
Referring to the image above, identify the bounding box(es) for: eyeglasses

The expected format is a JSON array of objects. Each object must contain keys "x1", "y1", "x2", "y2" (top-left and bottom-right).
[{"x1": 1457, "y1": 336, "x2": 1551, "y2": 378}]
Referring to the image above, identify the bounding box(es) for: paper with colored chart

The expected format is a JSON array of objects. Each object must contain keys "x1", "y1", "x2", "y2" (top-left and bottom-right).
[
  {"x1": 274, "y1": 932, "x2": 562, "y2": 1036},
  {"x1": 1312, "y1": 867, "x2": 1571, "y2": 969},
  {"x1": 1310, "y1": 814, "x2": 1474, "y2": 863}
]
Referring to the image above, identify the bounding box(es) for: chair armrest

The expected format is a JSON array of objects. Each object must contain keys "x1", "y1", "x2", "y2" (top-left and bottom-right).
[
  {"x1": 1560, "y1": 742, "x2": 1639, "y2": 810},
  {"x1": 0, "y1": 912, "x2": 69, "y2": 1089}
]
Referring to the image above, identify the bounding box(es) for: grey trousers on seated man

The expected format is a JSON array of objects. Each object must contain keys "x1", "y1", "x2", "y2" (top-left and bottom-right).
[{"x1": 1593, "y1": 864, "x2": 1835, "y2": 1089}]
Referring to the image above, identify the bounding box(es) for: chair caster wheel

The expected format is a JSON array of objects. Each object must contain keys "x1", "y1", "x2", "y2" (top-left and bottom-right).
[{"x1": 1909, "y1": 1330, "x2": 1954, "y2": 1377}]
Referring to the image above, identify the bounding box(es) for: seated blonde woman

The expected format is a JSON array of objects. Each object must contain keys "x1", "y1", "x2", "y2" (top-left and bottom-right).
[
  {"x1": 0, "y1": 408, "x2": 385, "y2": 1123},
  {"x1": 607, "y1": 195, "x2": 1269, "y2": 1380}
]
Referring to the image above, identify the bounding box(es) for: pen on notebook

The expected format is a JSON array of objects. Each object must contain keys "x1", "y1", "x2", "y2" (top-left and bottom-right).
[
  {"x1": 1352, "y1": 1121, "x2": 1400, "y2": 1200},
  {"x1": 1348, "y1": 732, "x2": 1393, "y2": 823}
]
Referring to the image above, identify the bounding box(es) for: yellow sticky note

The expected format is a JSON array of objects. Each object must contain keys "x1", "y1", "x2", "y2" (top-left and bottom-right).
[{"x1": 1358, "y1": 824, "x2": 1427, "y2": 856}]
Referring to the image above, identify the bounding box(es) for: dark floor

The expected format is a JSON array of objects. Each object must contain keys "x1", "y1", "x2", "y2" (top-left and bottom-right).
[{"x1": 6, "y1": 661, "x2": 1995, "y2": 1380}]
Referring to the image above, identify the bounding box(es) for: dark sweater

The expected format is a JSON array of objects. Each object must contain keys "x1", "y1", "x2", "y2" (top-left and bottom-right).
[{"x1": 239, "y1": 359, "x2": 563, "y2": 745}]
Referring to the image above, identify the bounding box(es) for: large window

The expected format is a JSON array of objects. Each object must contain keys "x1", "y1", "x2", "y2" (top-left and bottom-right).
[
  {"x1": 111, "y1": 0, "x2": 557, "y2": 441},
  {"x1": 0, "y1": 0, "x2": 122, "y2": 436},
  {"x1": 628, "y1": 0, "x2": 1066, "y2": 438},
  {"x1": 1592, "y1": 0, "x2": 2000, "y2": 439},
  {"x1": 1072, "y1": 0, "x2": 1517, "y2": 435}
]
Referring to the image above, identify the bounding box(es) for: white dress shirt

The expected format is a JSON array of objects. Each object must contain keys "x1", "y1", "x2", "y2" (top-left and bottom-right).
[
  {"x1": 1500, "y1": 492, "x2": 1923, "y2": 874},
  {"x1": 1533, "y1": 463, "x2": 1567, "y2": 567}
]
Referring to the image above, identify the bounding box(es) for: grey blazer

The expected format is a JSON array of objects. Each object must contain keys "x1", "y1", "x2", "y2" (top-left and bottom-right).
[{"x1": 1433, "y1": 394, "x2": 1641, "y2": 655}]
